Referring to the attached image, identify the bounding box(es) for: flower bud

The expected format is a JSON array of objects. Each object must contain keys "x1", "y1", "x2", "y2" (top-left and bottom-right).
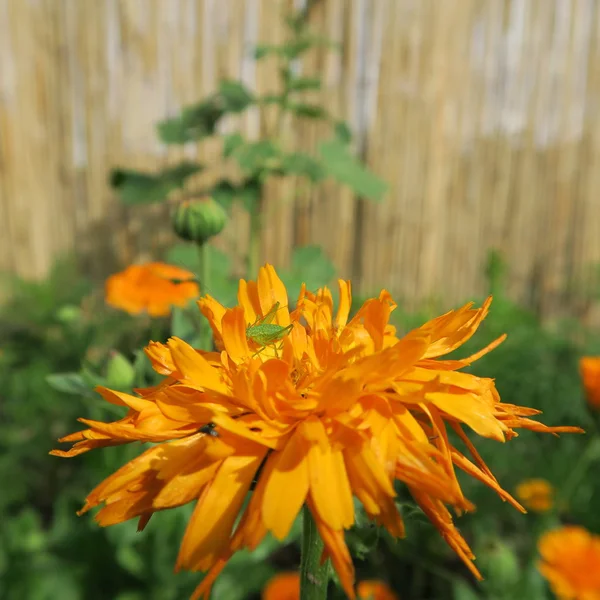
[{"x1": 171, "y1": 198, "x2": 228, "y2": 245}]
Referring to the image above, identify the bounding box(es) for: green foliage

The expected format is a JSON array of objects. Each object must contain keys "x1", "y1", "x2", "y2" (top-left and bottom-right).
[
  {"x1": 318, "y1": 139, "x2": 388, "y2": 201},
  {"x1": 110, "y1": 163, "x2": 202, "y2": 206},
  {"x1": 5, "y1": 246, "x2": 600, "y2": 600},
  {"x1": 110, "y1": 6, "x2": 386, "y2": 224}
]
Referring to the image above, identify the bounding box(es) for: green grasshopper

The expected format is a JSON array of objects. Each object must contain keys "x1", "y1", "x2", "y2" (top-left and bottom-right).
[{"x1": 246, "y1": 302, "x2": 293, "y2": 357}]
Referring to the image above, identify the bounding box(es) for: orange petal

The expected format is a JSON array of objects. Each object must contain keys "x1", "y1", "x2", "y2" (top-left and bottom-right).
[
  {"x1": 221, "y1": 307, "x2": 252, "y2": 364},
  {"x1": 263, "y1": 432, "x2": 310, "y2": 539},
  {"x1": 257, "y1": 264, "x2": 290, "y2": 326},
  {"x1": 301, "y1": 418, "x2": 354, "y2": 531},
  {"x1": 177, "y1": 446, "x2": 267, "y2": 572},
  {"x1": 167, "y1": 337, "x2": 230, "y2": 394}
]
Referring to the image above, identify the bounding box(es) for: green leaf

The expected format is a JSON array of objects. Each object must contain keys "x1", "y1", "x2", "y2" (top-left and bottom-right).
[
  {"x1": 116, "y1": 545, "x2": 146, "y2": 578},
  {"x1": 204, "y1": 248, "x2": 238, "y2": 308},
  {"x1": 218, "y1": 80, "x2": 254, "y2": 113},
  {"x1": 453, "y1": 579, "x2": 481, "y2": 600},
  {"x1": 110, "y1": 163, "x2": 202, "y2": 205},
  {"x1": 105, "y1": 351, "x2": 135, "y2": 390},
  {"x1": 157, "y1": 97, "x2": 225, "y2": 144},
  {"x1": 233, "y1": 140, "x2": 280, "y2": 174},
  {"x1": 318, "y1": 139, "x2": 388, "y2": 201},
  {"x1": 222, "y1": 133, "x2": 244, "y2": 158},
  {"x1": 334, "y1": 119, "x2": 353, "y2": 144},
  {"x1": 171, "y1": 306, "x2": 198, "y2": 344},
  {"x1": 212, "y1": 180, "x2": 238, "y2": 211},
  {"x1": 281, "y1": 152, "x2": 325, "y2": 182},
  {"x1": 288, "y1": 76, "x2": 322, "y2": 92},
  {"x1": 166, "y1": 243, "x2": 200, "y2": 272},
  {"x1": 257, "y1": 94, "x2": 286, "y2": 106},
  {"x1": 279, "y1": 245, "x2": 336, "y2": 301},
  {"x1": 281, "y1": 38, "x2": 312, "y2": 58},
  {"x1": 288, "y1": 102, "x2": 328, "y2": 119},
  {"x1": 46, "y1": 372, "x2": 92, "y2": 396},
  {"x1": 237, "y1": 181, "x2": 261, "y2": 212},
  {"x1": 253, "y1": 44, "x2": 281, "y2": 60}
]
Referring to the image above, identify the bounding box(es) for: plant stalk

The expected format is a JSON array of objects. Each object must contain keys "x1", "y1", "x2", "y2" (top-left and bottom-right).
[
  {"x1": 300, "y1": 505, "x2": 330, "y2": 600},
  {"x1": 558, "y1": 434, "x2": 600, "y2": 508},
  {"x1": 248, "y1": 205, "x2": 262, "y2": 279},
  {"x1": 197, "y1": 242, "x2": 212, "y2": 351}
]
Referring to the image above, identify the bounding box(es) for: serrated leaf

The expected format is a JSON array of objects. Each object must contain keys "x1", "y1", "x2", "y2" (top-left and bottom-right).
[
  {"x1": 281, "y1": 38, "x2": 312, "y2": 58},
  {"x1": 110, "y1": 163, "x2": 202, "y2": 205},
  {"x1": 281, "y1": 152, "x2": 325, "y2": 182},
  {"x1": 288, "y1": 103, "x2": 328, "y2": 119},
  {"x1": 288, "y1": 76, "x2": 322, "y2": 92},
  {"x1": 219, "y1": 80, "x2": 254, "y2": 113},
  {"x1": 234, "y1": 140, "x2": 280, "y2": 174},
  {"x1": 253, "y1": 44, "x2": 281, "y2": 60},
  {"x1": 222, "y1": 133, "x2": 244, "y2": 158},
  {"x1": 257, "y1": 94, "x2": 286, "y2": 106},
  {"x1": 212, "y1": 180, "x2": 238, "y2": 211},
  {"x1": 157, "y1": 97, "x2": 225, "y2": 144},
  {"x1": 46, "y1": 373, "x2": 92, "y2": 396},
  {"x1": 334, "y1": 120, "x2": 353, "y2": 144},
  {"x1": 319, "y1": 139, "x2": 388, "y2": 201}
]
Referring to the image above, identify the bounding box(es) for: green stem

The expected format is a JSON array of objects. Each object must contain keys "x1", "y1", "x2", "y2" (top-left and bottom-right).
[
  {"x1": 248, "y1": 205, "x2": 262, "y2": 279},
  {"x1": 300, "y1": 505, "x2": 330, "y2": 600},
  {"x1": 197, "y1": 242, "x2": 212, "y2": 351},
  {"x1": 150, "y1": 317, "x2": 163, "y2": 343},
  {"x1": 558, "y1": 435, "x2": 600, "y2": 508}
]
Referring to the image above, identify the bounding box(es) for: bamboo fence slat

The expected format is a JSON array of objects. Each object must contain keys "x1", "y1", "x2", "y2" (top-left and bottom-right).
[{"x1": 1, "y1": 0, "x2": 600, "y2": 318}]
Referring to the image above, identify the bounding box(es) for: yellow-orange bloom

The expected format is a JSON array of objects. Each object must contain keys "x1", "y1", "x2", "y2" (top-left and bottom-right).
[
  {"x1": 262, "y1": 572, "x2": 300, "y2": 600},
  {"x1": 105, "y1": 262, "x2": 199, "y2": 317},
  {"x1": 52, "y1": 264, "x2": 583, "y2": 599},
  {"x1": 262, "y1": 572, "x2": 399, "y2": 600},
  {"x1": 357, "y1": 580, "x2": 400, "y2": 600},
  {"x1": 580, "y1": 357, "x2": 600, "y2": 410},
  {"x1": 515, "y1": 479, "x2": 554, "y2": 513},
  {"x1": 538, "y1": 526, "x2": 600, "y2": 599}
]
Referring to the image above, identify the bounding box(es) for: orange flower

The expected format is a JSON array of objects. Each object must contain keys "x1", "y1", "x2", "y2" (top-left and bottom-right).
[
  {"x1": 52, "y1": 264, "x2": 583, "y2": 599},
  {"x1": 357, "y1": 580, "x2": 400, "y2": 600},
  {"x1": 580, "y1": 357, "x2": 600, "y2": 410},
  {"x1": 261, "y1": 572, "x2": 399, "y2": 600},
  {"x1": 262, "y1": 572, "x2": 300, "y2": 600},
  {"x1": 515, "y1": 479, "x2": 554, "y2": 513},
  {"x1": 105, "y1": 262, "x2": 199, "y2": 317},
  {"x1": 538, "y1": 526, "x2": 600, "y2": 599}
]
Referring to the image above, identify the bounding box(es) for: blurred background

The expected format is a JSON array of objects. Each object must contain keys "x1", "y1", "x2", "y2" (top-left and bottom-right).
[{"x1": 2, "y1": 1, "x2": 600, "y2": 599}]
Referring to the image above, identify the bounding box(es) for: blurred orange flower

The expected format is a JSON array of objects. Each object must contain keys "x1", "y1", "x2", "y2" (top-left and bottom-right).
[
  {"x1": 53, "y1": 264, "x2": 583, "y2": 599},
  {"x1": 515, "y1": 479, "x2": 554, "y2": 513},
  {"x1": 105, "y1": 262, "x2": 199, "y2": 317},
  {"x1": 357, "y1": 580, "x2": 400, "y2": 600},
  {"x1": 261, "y1": 572, "x2": 399, "y2": 600},
  {"x1": 538, "y1": 526, "x2": 600, "y2": 599},
  {"x1": 580, "y1": 357, "x2": 600, "y2": 410},
  {"x1": 262, "y1": 572, "x2": 301, "y2": 600}
]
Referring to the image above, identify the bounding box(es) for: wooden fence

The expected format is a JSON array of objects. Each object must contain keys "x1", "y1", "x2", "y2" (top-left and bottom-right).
[{"x1": 2, "y1": 0, "x2": 600, "y2": 318}]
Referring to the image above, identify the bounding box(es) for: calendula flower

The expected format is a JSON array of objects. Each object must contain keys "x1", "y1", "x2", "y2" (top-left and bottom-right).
[
  {"x1": 262, "y1": 572, "x2": 300, "y2": 600},
  {"x1": 515, "y1": 479, "x2": 554, "y2": 513},
  {"x1": 52, "y1": 265, "x2": 583, "y2": 599},
  {"x1": 261, "y1": 572, "x2": 399, "y2": 600},
  {"x1": 538, "y1": 526, "x2": 600, "y2": 599},
  {"x1": 580, "y1": 357, "x2": 600, "y2": 410},
  {"x1": 105, "y1": 262, "x2": 199, "y2": 317},
  {"x1": 357, "y1": 580, "x2": 400, "y2": 600}
]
